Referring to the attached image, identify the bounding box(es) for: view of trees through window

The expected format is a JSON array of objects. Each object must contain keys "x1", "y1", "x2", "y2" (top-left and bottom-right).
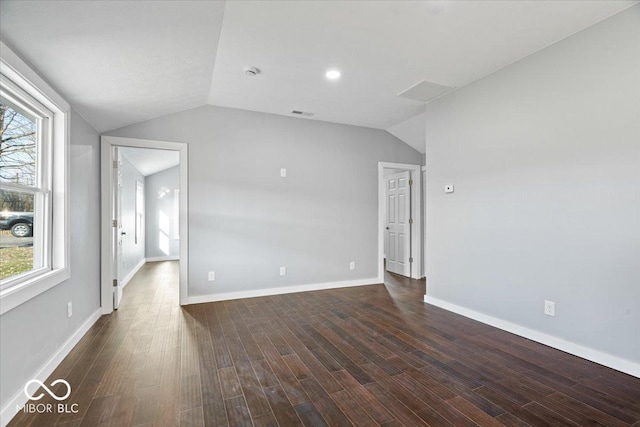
[
  {"x1": 1, "y1": 103, "x2": 37, "y2": 186},
  {"x1": 0, "y1": 101, "x2": 37, "y2": 280}
]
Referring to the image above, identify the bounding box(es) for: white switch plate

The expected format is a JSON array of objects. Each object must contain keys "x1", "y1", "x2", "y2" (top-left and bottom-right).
[
  {"x1": 544, "y1": 300, "x2": 555, "y2": 316},
  {"x1": 280, "y1": 266, "x2": 286, "y2": 276},
  {"x1": 280, "y1": 168, "x2": 287, "y2": 178},
  {"x1": 67, "y1": 301, "x2": 72, "y2": 318},
  {"x1": 445, "y1": 185, "x2": 454, "y2": 193},
  {"x1": 349, "y1": 261, "x2": 355, "y2": 270},
  {"x1": 208, "y1": 271, "x2": 216, "y2": 281}
]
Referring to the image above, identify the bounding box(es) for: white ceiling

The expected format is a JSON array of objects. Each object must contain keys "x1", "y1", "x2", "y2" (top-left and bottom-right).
[
  {"x1": 0, "y1": 0, "x2": 225, "y2": 133},
  {"x1": 0, "y1": 1, "x2": 636, "y2": 137},
  {"x1": 120, "y1": 147, "x2": 179, "y2": 177},
  {"x1": 208, "y1": 0, "x2": 637, "y2": 131}
]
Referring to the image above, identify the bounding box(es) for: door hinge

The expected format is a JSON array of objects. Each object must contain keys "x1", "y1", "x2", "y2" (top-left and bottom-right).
[
  {"x1": 409, "y1": 179, "x2": 413, "y2": 186},
  {"x1": 409, "y1": 257, "x2": 414, "y2": 263},
  {"x1": 112, "y1": 160, "x2": 118, "y2": 169},
  {"x1": 409, "y1": 218, "x2": 414, "y2": 225},
  {"x1": 112, "y1": 279, "x2": 118, "y2": 287},
  {"x1": 112, "y1": 219, "x2": 118, "y2": 227}
]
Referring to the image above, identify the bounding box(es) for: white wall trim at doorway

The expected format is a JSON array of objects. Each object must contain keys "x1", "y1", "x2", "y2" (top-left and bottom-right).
[
  {"x1": 377, "y1": 162, "x2": 423, "y2": 282},
  {"x1": 100, "y1": 136, "x2": 189, "y2": 313},
  {"x1": 421, "y1": 165, "x2": 427, "y2": 278}
]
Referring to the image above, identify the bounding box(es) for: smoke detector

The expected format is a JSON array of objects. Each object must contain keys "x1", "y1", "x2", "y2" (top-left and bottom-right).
[{"x1": 243, "y1": 66, "x2": 260, "y2": 76}]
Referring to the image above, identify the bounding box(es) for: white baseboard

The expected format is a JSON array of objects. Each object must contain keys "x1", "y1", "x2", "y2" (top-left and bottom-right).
[
  {"x1": 424, "y1": 295, "x2": 640, "y2": 378},
  {"x1": 0, "y1": 309, "x2": 102, "y2": 427},
  {"x1": 188, "y1": 277, "x2": 381, "y2": 305},
  {"x1": 145, "y1": 256, "x2": 179, "y2": 262},
  {"x1": 122, "y1": 258, "x2": 146, "y2": 288}
]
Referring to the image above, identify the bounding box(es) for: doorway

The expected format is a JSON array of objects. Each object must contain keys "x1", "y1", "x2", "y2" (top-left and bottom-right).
[
  {"x1": 101, "y1": 136, "x2": 188, "y2": 313},
  {"x1": 377, "y1": 162, "x2": 422, "y2": 281}
]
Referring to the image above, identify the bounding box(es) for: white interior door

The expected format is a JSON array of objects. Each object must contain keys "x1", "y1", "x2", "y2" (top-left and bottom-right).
[
  {"x1": 385, "y1": 171, "x2": 411, "y2": 277},
  {"x1": 113, "y1": 147, "x2": 124, "y2": 309}
]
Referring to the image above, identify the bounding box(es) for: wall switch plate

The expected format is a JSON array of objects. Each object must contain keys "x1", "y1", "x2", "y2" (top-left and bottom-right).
[
  {"x1": 280, "y1": 266, "x2": 286, "y2": 276},
  {"x1": 544, "y1": 300, "x2": 555, "y2": 316},
  {"x1": 208, "y1": 271, "x2": 216, "y2": 281},
  {"x1": 67, "y1": 301, "x2": 72, "y2": 318},
  {"x1": 349, "y1": 261, "x2": 355, "y2": 270},
  {"x1": 280, "y1": 168, "x2": 287, "y2": 178},
  {"x1": 445, "y1": 185, "x2": 454, "y2": 193}
]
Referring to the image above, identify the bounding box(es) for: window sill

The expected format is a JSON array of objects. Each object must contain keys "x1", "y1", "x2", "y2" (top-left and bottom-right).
[{"x1": 0, "y1": 268, "x2": 70, "y2": 315}]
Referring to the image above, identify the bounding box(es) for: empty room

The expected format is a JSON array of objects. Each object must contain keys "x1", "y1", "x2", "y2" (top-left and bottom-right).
[{"x1": 0, "y1": 1, "x2": 639, "y2": 426}]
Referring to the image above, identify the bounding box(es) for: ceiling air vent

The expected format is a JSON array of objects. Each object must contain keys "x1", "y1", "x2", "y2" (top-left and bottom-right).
[
  {"x1": 398, "y1": 80, "x2": 454, "y2": 103},
  {"x1": 291, "y1": 110, "x2": 314, "y2": 117}
]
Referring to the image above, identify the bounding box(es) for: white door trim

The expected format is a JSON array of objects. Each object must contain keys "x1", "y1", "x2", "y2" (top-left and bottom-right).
[
  {"x1": 422, "y1": 166, "x2": 427, "y2": 278},
  {"x1": 377, "y1": 162, "x2": 422, "y2": 281},
  {"x1": 101, "y1": 136, "x2": 189, "y2": 313},
  {"x1": 384, "y1": 170, "x2": 411, "y2": 276}
]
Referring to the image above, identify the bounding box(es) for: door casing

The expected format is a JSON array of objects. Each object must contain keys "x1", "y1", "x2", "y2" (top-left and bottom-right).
[
  {"x1": 101, "y1": 136, "x2": 188, "y2": 313},
  {"x1": 114, "y1": 147, "x2": 124, "y2": 309},
  {"x1": 385, "y1": 170, "x2": 411, "y2": 277},
  {"x1": 377, "y1": 162, "x2": 422, "y2": 281}
]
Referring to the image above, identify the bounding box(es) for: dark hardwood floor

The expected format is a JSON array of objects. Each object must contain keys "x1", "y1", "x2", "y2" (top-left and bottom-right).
[{"x1": 10, "y1": 261, "x2": 640, "y2": 426}]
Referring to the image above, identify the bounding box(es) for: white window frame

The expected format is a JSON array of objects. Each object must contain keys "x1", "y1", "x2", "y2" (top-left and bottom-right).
[{"x1": 0, "y1": 42, "x2": 69, "y2": 315}]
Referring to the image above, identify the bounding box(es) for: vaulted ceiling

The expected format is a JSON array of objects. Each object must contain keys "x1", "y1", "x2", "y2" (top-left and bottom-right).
[
  {"x1": 1, "y1": 1, "x2": 225, "y2": 133},
  {"x1": 1, "y1": 0, "x2": 636, "y2": 149}
]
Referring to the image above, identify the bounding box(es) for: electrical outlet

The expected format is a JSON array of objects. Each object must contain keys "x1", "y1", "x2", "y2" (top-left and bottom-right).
[
  {"x1": 544, "y1": 300, "x2": 555, "y2": 317},
  {"x1": 349, "y1": 261, "x2": 355, "y2": 270},
  {"x1": 280, "y1": 266, "x2": 286, "y2": 276},
  {"x1": 67, "y1": 301, "x2": 72, "y2": 318},
  {"x1": 208, "y1": 271, "x2": 216, "y2": 281},
  {"x1": 280, "y1": 168, "x2": 287, "y2": 178}
]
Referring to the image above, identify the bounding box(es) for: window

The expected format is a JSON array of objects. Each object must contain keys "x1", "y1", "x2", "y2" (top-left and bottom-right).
[
  {"x1": 0, "y1": 43, "x2": 69, "y2": 314},
  {"x1": 0, "y1": 97, "x2": 46, "y2": 282}
]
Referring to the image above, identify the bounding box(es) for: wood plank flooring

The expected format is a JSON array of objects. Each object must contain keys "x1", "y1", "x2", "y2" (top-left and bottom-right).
[{"x1": 9, "y1": 261, "x2": 640, "y2": 426}]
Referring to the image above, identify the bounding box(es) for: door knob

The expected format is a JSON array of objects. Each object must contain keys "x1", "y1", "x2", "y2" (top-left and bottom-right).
[{"x1": 386, "y1": 227, "x2": 389, "y2": 230}]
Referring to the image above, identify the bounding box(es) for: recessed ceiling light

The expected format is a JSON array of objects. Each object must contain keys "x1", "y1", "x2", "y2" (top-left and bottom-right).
[{"x1": 325, "y1": 69, "x2": 341, "y2": 80}]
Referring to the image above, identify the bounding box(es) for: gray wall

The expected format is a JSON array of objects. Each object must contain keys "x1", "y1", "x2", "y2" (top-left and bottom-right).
[
  {"x1": 119, "y1": 155, "x2": 146, "y2": 281},
  {"x1": 108, "y1": 106, "x2": 422, "y2": 297},
  {"x1": 145, "y1": 165, "x2": 180, "y2": 259},
  {"x1": 424, "y1": 6, "x2": 640, "y2": 363},
  {"x1": 0, "y1": 110, "x2": 101, "y2": 408}
]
